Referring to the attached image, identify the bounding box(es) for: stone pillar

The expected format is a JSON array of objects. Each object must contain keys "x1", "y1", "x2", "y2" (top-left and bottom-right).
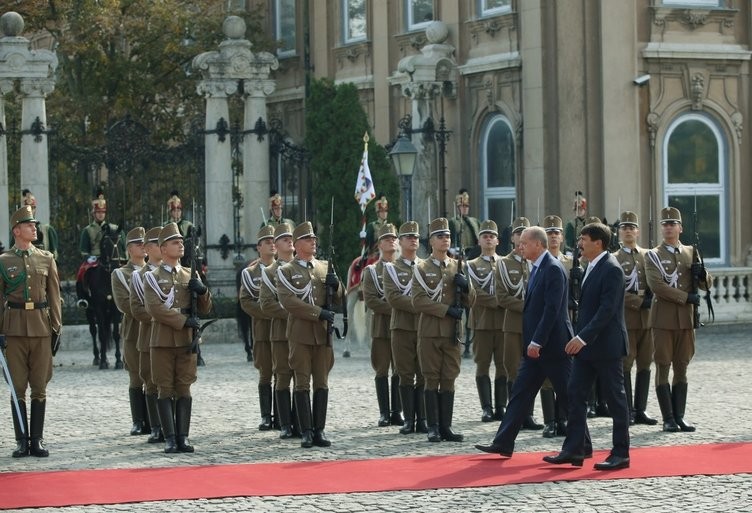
[
  {"x1": 19, "y1": 78, "x2": 54, "y2": 224},
  {"x1": 410, "y1": 86, "x2": 439, "y2": 231},
  {"x1": 0, "y1": 81, "x2": 11, "y2": 246},
  {"x1": 198, "y1": 79, "x2": 236, "y2": 287},
  {"x1": 242, "y1": 77, "x2": 276, "y2": 247}
]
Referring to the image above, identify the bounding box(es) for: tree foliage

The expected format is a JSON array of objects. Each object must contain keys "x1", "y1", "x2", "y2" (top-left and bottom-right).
[{"x1": 304, "y1": 78, "x2": 400, "y2": 276}]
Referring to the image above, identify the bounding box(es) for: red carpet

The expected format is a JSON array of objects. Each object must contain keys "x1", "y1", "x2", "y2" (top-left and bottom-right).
[{"x1": 1, "y1": 442, "x2": 750, "y2": 509}]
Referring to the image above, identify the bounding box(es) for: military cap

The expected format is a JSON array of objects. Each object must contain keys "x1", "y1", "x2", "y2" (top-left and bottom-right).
[
  {"x1": 586, "y1": 216, "x2": 601, "y2": 224},
  {"x1": 660, "y1": 207, "x2": 682, "y2": 224},
  {"x1": 429, "y1": 217, "x2": 450, "y2": 237},
  {"x1": 377, "y1": 223, "x2": 398, "y2": 240},
  {"x1": 167, "y1": 190, "x2": 182, "y2": 211},
  {"x1": 293, "y1": 221, "x2": 317, "y2": 240},
  {"x1": 455, "y1": 189, "x2": 470, "y2": 207},
  {"x1": 399, "y1": 221, "x2": 420, "y2": 237},
  {"x1": 478, "y1": 220, "x2": 498, "y2": 236},
  {"x1": 22, "y1": 189, "x2": 37, "y2": 208},
  {"x1": 144, "y1": 226, "x2": 162, "y2": 244},
  {"x1": 511, "y1": 216, "x2": 531, "y2": 234},
  {"x1": 542, "y1": 215, "x2": 563, "y2": 232},
  {"x1": 10, "y1": 205, "x2": 37, "y2": 226},
  {"x1": 274, "y1": 222, "x2": 293, "y2": 240},
  {"x1": 92, "y1": 191, "x2": 107, "y2": 213},
  {"x1": 619, "y1": 211, "x2": 639, "y2": 227},
  {"x1": 256, "y1": 225, "x2": 275, "y2": 242},
  {"x1": 126, "y1": 227, "x2": 146, "y2": 244},
  {"x1": 269, "y1": 192, "x2": 283, "y2": 209},
  {"x1": 375, "y1": 195, "x2": 389, "y2": 213},
  {"x1": 158, "y1": 222, "x2": 183, "y2": 246}
]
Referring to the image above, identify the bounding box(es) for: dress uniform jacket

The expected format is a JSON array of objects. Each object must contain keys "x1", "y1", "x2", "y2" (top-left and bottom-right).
[
  {"x1": 645, "y1": 244, "x2": 710, "y2": 330},
  {"x1": 240, "y1": 262, "x2": 273, "y2": 343},
  {"x1": 277, "y1": 259, "x2": 343, "y2": 345},
  {"x1": 112, "y1": 261, "x2": 141, "y2": 344},
  {"x1": 495, "y1": 253, "x2": 527, "y2": 334},
  {"x1": 80, "y1": 221, "x2": 125, "y2": 258},
  {"x1": 259, "y1": 260, "x2": 290, "y2": 342},
  {"x1": 384, "y1": 258, "x2": 421, "y2": 331},
  {"x1": 466, "y1": 255, "x2": 504, "y2": 330},
  {"x1": 0, "y1": 246, "x2": 61, "y2": 337},
  {"x1": 362, "y1": 259, "x2": 392, "y2": 339},
  {"x1": 411, "y1": 257, "x2": 476, "y2": 337},
  {"x1": 144, "y1": 264, "x2": 212, "y2": 347},
  {"x1": 130, "y1": 264, "x2": 157, "y2": 352},
  {"x1": 614, "y1": 247, "x2": 649, "y2": 330}
]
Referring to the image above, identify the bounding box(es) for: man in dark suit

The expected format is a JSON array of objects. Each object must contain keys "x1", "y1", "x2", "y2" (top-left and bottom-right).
[
  {"x1": 543, "y1": 222, "x2": 630, "y2": 470},
  {"x1": 475, "y1": 226, "x2": 574, "y2": 457}
]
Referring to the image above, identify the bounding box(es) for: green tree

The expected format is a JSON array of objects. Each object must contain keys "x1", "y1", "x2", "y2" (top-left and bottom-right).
[{"x1": 305, "y1": 78, "x2": 400, "y2": 276}]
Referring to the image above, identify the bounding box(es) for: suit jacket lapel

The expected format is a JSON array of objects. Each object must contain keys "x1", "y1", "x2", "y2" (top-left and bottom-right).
[{"x1": 528, "y1": 252, "x2": 550, "y2": 296}]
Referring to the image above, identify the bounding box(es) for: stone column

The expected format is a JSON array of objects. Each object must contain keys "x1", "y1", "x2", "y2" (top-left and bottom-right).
[
  {"x1": 0, "y1": 80, "x2": 12, "y2": 246},
  {"x1": 198, "y1": 79, "x2": 237, "y2": 286},
  {"x1": 19, "y1": 78, "x2": 54, "y2": 224},
  {"x1": 410, "y1": 85, "x2": 440, "y2": 231}
]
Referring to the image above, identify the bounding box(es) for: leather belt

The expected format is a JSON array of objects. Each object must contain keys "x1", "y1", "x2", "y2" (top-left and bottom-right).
[
  {"x1": 7, "y1": 301, "x2": 48, "y2": 310},
  {"x1": 170, "y1": 307, "x2": 192, "y2": 314}
]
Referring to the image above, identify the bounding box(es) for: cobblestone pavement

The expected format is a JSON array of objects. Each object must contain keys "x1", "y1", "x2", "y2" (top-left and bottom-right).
[{"x1": 2, "y1": 324, "x2": 750, "y2": 512}]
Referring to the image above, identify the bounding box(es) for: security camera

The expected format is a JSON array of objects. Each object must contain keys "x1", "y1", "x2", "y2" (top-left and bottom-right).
[{"x1": 633, "y1": 74, "x2": 651, "y2": 86}]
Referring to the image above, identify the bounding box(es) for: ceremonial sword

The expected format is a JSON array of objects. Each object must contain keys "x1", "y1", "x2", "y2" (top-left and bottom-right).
[{"x1": 0, "y1": 337, "x2": 25, "y2": 435}]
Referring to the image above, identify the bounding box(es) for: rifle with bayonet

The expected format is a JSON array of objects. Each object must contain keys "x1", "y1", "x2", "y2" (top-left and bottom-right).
[
  {"x1": 324, "y1": 198, "x2": 347, "y2": 346},
  {"x1": 453, "y1": 216, "x2": 467, "y2": 347},
  {"x1": 691, "y1": 197, "x2": 714, "y2": 328},
  {"x1": 641, "y1": 198, "x2": 654, "y2": 310},
  {"x1": 569, "y1": 192, "x2": 584, "y2": 324},
  {"x1": 186, "y1": 226, "x2": 217, "y2": 354}
]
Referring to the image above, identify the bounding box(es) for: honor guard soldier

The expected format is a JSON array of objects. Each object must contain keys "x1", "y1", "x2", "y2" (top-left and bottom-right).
[
  {"x1": 565, "y1": 194, "x2": 588, "y2": 252},
  {"x1": 111, "y1": 227, "x2": 149, "y2": 436},
  {"x1": 20, "y1": 190, "x2": 59, "y2": 260},
  {"x1": 362, "y1": 223, "x2": 403, "y2": 427},
  {"x1": 384, "y1": 221, "x2": 427, "y2": 435},
  {"x1": 364, "y1": 195, "x2": 390, "y2": 257},
  {"x1": 260, "y1": 223, "x2": 297, "y2": 439},
  {"x1": 466, "y1": 220, "x2": 505, "y2": 423},
  {"x1": 645, "y1": 207, "x2": 711, "y2": 433},
  {"x1": 129, "y1": 226, "x2": 164, "y2": 443},
  {"x1": 543, "y1": 216, "x2": 572, "y2": 269},
  {"x1": 449, "y1": 189, "x2": 482, "y2": 260},
  {"x1": 144, "y1": 223, "x2": 212, "y2": 453},
  {"x1": 614, "y1": 211, "x2": 657, "y2": 426},
  {"x1": 167, "y1": 191, "x2": 194, "y2": 240},
  {"x1": 1, "y1": 206, "x2": 62, "y2": 457},
  {"x1": 263, "y1": 192, "x2": 295, "y2": 228},
  {"x1": 239, "y1": 226, "x2": 277, "y2": 431},
  {"x1": 497, "y1": 217, "x2": 543, "y2": 431},
  {"x1": 277, "y1": 222, "x2": 343, "y2": 448},
  {"x1": 79, "y1": 190, "x2": 126, "y2": 260},
  {"x1": 412, "y1": 217, "x2": 476, "y2": 442}
]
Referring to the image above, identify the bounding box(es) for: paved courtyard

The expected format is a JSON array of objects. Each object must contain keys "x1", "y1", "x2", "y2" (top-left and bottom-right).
[{"x1": 1, "y1": 323, "x2": 750, "y2": 512}]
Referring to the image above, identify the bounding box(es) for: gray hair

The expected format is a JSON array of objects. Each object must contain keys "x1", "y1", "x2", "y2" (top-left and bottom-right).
[{"x1": 522, "y1": 226, "x2": 548, "y2": 249}]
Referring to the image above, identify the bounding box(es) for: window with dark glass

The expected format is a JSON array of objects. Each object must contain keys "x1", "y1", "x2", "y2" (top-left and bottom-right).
[
  {"x1": 343, "y1": 0, "x2": 367, "y2": 43},
  {"x1": 275, "y1": 0, "x2": 296, "y2": 56},
  {"x1": 406, "y1": 0, "x2": 433, "y2": 31},
  {"x1": 481, "y1": 115, "x2": 516, "y2": 252},
  {"x1": 477, "y1": 0, "x2": 512, "y2": 17}
]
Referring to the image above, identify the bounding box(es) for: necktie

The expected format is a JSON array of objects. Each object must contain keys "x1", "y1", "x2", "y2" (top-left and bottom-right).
[{"x1": 528, "y1": 264, "x2": 538, "y2": 290}]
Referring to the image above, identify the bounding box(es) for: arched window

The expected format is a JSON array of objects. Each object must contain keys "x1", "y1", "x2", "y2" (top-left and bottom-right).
[
  {"x1": 662, "y1": 113, "x2": 727, "y2": 264},
  {"x1": 480, "y1": 114, "x2": 516, "y2": 243}
]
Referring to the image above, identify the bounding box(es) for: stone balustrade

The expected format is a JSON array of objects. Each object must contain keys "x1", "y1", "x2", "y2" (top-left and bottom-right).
[{"x1": 707, "y1": 267, "x2": 752, "y2": 324}]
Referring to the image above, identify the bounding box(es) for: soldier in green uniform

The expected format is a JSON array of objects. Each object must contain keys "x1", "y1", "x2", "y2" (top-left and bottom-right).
[
  {"x1": 111, "y1": 227, "x2": 148, "y2": 436},
  {"x1": 79, "y1": 191, "x2": 126, "y2": 260},
  {"x1": 449, "y1": 189, "x2": 481, "y2": 259},
  {"x1": 20, "y1": 190, "x2": 59, "y2": 260},
  {"x1": 384, "y1": 221, "x2": 427, "y2": 435},
  {"x1": 277, "y1": 222, "x2": 343, "y2": 448},
  {"x1": 412, "y1": 217, "x2": 476, "y2": 442},
  {"x1": 466, "y1": 220, "x2": 505, "y2": 422},
  {"x1": 645, "y1": 207, "x2": 711, "y2": 433},
  {"x1": 129, "y1": 226, "x2": 164, "y2": 444},
  {"x1": 364, "y1": 195, "x2": 390, "y2": 258},
  {"x1": 1, "y1": 205, "x2": 61, "y2": 458},
  {"x1": 614, "y1": 211, "x2": 657, "y2": 426},
  {"x1": 260, "y1": 223, "x2": 297, "y2": 439},
  {"x1": 167, "y1": 191, "x2": 194, "y2": 240},
  {"x1": 144, "y1": 223, "x2": 212, "y2": 453},
  {"x1": 564, "y1": 195, "x2": 587, "y2": 253},
  {"x1": 263, "y1": 192, "x2": 295, "y2": 229},
  {"x1": 239, "y1": 226, "x2": 277, "y2": 431},
  {"x1": 362, "y1": 223, "x2": 403, "y2": 427},
  {"x1": 497, "y1": 217, "x2": 542, "y2": 431}
]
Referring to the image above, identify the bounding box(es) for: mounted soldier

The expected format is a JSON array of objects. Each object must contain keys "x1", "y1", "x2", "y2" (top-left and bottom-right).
[
  {"x1": 263, "y1": 191, "x2": 295, "y2": 229},
  {"x1": 79, "y1": 190, "x2": 125, "y2": 262}
]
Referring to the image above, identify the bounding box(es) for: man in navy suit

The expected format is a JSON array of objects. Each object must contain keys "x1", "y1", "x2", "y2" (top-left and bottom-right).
[
  {"x1": 543, "y1": 222, "x2": 631, "y2": 470},
  {"x1": 475, "y1": 226, "x2": 574, "y2": 457}
]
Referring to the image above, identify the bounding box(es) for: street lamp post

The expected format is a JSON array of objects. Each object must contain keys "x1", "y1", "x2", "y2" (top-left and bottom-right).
[{"x1": 388, "y1": 134, "x2": 417, "y2": 221}]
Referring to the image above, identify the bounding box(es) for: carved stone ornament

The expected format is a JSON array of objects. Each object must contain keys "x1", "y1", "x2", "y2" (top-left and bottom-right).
[
  {"x1": 647, "y1": 111, "x2": 661, "y2": 148},
  {"x1": 731, "y1": 111, "x2": 743, "y2": 144},
  {"x1": 691, "y1": 73, "x2": 704, "y2": 110}
]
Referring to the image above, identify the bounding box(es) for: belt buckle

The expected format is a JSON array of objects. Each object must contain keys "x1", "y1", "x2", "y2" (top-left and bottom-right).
[{"x1": 24, "y1": 302, "x2": 34, "y2": 310}]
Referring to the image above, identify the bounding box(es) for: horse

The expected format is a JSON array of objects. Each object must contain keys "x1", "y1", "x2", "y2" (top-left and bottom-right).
[
  {"x1": 76, "y1": 224, "x2": 124, "y2": 369},
  {"x1": 343, "y1": 254, "x2": 378, "y2": 356}
]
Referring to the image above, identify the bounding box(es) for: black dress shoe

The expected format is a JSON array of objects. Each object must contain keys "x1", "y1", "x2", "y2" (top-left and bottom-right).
[
  {"x1": 481, "y1": 407, "x2": 494, "y2": 423},
  {"x1": 662, "y1": 419, "x2": 680, "y2": 432},
  {"x1": 521, "y1": 415, "x2": 543, "y2": 430},
  {"x1": 542, "y1": 452, "x2": 584, "y2": 467},
  {"x1": 542, "y1": 422, "x2": 557, "y2": 438},
  {"x1": 474, "y1": 443, "x2": 512, "y2": 457},
  {"x1": 594, "y1": 455, "x2": 630, "y2": 470},
  {"x1": 676, "y1": 418, "x2": 695, "y2": 432},
  {"x1": 634, "y1": 411, "x2": 658, "y2": 426}
]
